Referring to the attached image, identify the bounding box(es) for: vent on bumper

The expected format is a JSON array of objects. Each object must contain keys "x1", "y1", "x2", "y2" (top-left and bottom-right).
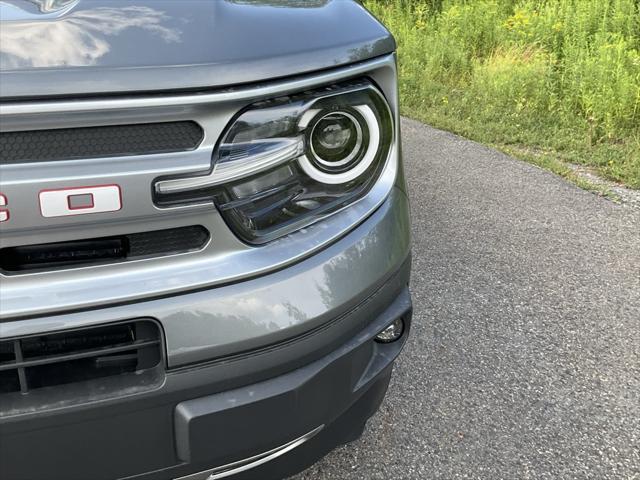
[
  {"x1": 0, "y1": 225, "x2": 209, "y2": 272},
  {"x1": 0, "y1": 320, "x2": 164, "y2": 416},
  {"x1": 0, "y1": 121, "x2": 204, "y2": 164}
]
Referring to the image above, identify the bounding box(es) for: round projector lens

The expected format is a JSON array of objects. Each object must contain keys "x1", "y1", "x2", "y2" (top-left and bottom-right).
[{"x1": 310, "y1": 111, "x2": 365, "y2": 171}]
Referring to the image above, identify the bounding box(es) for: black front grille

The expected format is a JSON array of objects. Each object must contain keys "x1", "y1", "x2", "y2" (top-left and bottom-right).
[
  {"x1": 0, "y1": 225, "x2": 210, "y2": 272},
  {"x1": 0, "y1": 320, "x2": 164, "y2": 416},
  {"x1": 0, "y1": 121, "x2": 204, "y2": 164}
]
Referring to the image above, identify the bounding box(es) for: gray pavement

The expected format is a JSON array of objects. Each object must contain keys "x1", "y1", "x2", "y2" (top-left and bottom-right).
[{"x1": 293, "y1": 118, "x2": 640, "y2": 479}]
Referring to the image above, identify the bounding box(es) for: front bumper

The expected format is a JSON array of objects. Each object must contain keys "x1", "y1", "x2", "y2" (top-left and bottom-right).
[
  {"x1": 2, "y1": 186, "x2": 410, "y2": 368},
  {"x1": 0, "y1": 190, "x2": 412, "y2": 480},
  {"x1": 0, "y1": 275, "x2": 411, "y2": 480}
]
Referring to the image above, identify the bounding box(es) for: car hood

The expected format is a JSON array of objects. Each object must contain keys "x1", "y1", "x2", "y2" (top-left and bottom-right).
[{"x1": 0, "y1": 0, "x2": 394, "y2": 99}]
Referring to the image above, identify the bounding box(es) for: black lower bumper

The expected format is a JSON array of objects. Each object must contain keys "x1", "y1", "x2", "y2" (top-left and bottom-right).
[{"x1": 0, "y1": 272, "x2": 411, "y2": 480}]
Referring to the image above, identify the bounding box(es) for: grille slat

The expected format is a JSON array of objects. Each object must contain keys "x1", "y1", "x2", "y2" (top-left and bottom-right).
[
  {"x1": 0, "y1": 121, "x2": 204, "y2": 164},
  {"x1": 0, "y1": 339, "x2": 160, "y2": 372},
  {"x1": 13, "y1": 340, "x2": 28, "y2": 394}
]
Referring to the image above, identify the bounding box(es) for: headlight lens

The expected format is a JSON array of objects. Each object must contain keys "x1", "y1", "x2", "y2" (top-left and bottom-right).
[
  {"x1": 310, "y1": 110, "x2": 364, "y2": 170},
  {"x1": 158, "y1": 80, "x2": 393, "y2": 244}
]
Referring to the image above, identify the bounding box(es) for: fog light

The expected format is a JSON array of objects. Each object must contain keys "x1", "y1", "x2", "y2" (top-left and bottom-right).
[{"x1": 374, "y1": 318, "x2": 405, "y2": 343}]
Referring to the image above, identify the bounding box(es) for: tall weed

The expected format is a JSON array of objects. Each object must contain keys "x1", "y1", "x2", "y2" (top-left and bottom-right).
[{"x1": 366, "y1": 0, "x2": 640, "y2": 188}]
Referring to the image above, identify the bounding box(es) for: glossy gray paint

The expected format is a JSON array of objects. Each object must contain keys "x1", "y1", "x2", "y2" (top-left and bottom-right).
[
  {"x1": 0, "y1": 0, "x2": 410, "y2": 374},
  {"x1": 0, "y1": 0, "x2": 395, "y2": 99},
  {"x1": 0, "y1": 4, "x2": 411, "y2": 476},
  {"x1": 1, "y1": 188, "x2": 410, "y2": 367},
  {"x1": 0, "y1": 54, "x2": 401, "y2": 321}
]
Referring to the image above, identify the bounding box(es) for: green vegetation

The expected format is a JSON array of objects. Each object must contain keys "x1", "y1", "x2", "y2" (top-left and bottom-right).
[{"x1": 365, "y1": 0, "x2": 640, "y2": 189}]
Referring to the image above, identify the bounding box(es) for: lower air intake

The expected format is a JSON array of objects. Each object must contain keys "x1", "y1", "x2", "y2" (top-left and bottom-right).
[{"x1": 0, "y1": 320, "x2": 164, "y2": 417}]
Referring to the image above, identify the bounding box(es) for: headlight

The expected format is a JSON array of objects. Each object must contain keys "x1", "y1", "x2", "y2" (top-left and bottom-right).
[{"x1": 157, "y1": 80, "x2": 393, "y2": 244}]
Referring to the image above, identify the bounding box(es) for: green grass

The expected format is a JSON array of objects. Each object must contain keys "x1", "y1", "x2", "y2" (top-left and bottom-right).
[{"x1": 365, "y1": 0, "x2": 640, "y2": 189}]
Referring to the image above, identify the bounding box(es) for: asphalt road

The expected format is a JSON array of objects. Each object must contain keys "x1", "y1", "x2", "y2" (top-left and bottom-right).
[{"x1": 293, "y1": 118, "x2": 640, "y2": 479}]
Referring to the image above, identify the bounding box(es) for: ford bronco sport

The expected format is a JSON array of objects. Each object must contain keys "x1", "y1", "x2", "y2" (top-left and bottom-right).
[{"x1": 0, "y1": 1, "x2": 412, "y2": 479}]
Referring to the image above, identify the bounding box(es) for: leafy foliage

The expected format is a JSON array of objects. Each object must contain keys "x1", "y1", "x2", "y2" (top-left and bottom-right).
[{"x1": 366, "y1": 0, "x2": 640, "y2": 188}]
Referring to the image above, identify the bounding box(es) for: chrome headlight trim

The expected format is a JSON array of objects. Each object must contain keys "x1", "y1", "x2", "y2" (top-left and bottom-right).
[{"x1": 154, "y1": 80, "x2": 394, "y2": 244}]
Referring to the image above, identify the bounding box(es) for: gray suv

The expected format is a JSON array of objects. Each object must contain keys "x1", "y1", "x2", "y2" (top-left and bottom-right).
[{"x1": 0, "y1": 1, "x2": 412, "y2": 479}]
